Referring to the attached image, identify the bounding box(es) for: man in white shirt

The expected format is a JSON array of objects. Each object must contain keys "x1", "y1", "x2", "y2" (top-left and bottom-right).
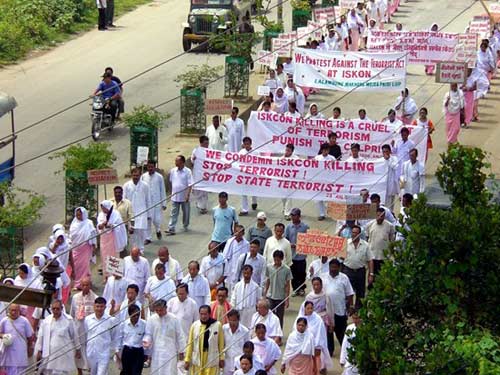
[
  {"x1": 369, "y1": 193, "x2": 397, "y2": 225},
  {"x1": 191, "y1": 135, "x2": 210, "y2": 214},
  {"x1": 225, "y1": 107, "x2": 246, "y2": 153},
  {"x1": 231, "y1": 265, "x2": 261, "y2": 328},
  {"x1": 391, "y1": 126, "x2": 415, "y2": 177},
  {"x1": 200, "y1": 241, "x2": 226, "y2": 296},
  {"x1": 123, "y1": 247, "x2": 151, "y2": 301},
  {"x1": 223, "y1": 310, "x2": 250, "y2": 375},
  {"x1": 116, "y1": 304, "x2": 146, "y2": 374},
  {"x1": 284, "y1": 102, "x2": 301, "y2": 118},
  {"x1": 145, "y1": 263, "x2": 177, "y2": 307},
  {"x1": 315, "y1": 143, "x2": 337, "y2": 219},
  {"x1": 223, "y1": 225, "x2": 250, "y2": 293},
  {"x1": 308, "y1": 256, "x2": 330, "y2": 278},
  {"x1": 110, "y1": 283, "x2": 142, "y2": 323},
  {"x1": 366, "y1": 208, "x2": 395, "y2": 276},
  {"x1": 346, "y1": 143, "x2": 365, "y2": 162},
  {"x1": 324, "y1": 27, "x2": 342, "y2": 51},
  {"x1": 239, "y1": 137, "x2": 258, "y2": 215},
  {"x1": 205, "y1": 116, "x2": 228, "y2": 151},
  {"x1": 236, "y1": 240, "x2": 266, "y2": 287},
  {"x1": 167, "y1": 283, "x2": 199, "y2": 339},
  {"x1": 383, "y1": 108, "x2": 403, "y2": 132},
  {"x1": 263, "y1": 223, "x2": 292, "y2": 266},
  {"x1": 321, "y1": 259, "x2": 354, "y2": 355},
  {"x1": 141, "y1": 160, "x2": 167, "y2": 243},
  {"x1": 382, "y1": 144, "x2": 400, "y2": 210},
  {"x1": 181, "y1": 260, "x2": 211, "y2": 308},
  {"x1": 401, "y1": 148, "x2": 425, "y2": 196},
  {"x1": 166, "y1": 155, "x2": 193, "y2": 235},
  {"x1": 84, "y1": 297, "x2": 119, "y2": 375},
  {"x1": 103, "y1": 274, "x2": 129, "y2": 314},
  {"x1": 151, "y1": 246, "x2": 183, "y2": 285},
  {"x1": 123, "y1": 167, "x2": 151, "y2": 251},
  {"x1": 356, "y1": 108, "x2": 372, "y2": 122},
  {"x1": 249, "y1": 299, "x2": 283, "y2": 345}
]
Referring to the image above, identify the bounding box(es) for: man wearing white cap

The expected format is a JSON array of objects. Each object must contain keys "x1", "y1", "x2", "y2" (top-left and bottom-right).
[{"x1": 246, "y1": 212, "x2": 273, "y2": 254}]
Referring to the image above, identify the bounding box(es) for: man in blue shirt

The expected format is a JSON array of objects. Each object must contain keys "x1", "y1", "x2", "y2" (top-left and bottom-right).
[
  {"x1": 211, "y1": 192, "x2": 238, "y2": 251},
  {"x1": 93, "y1": 72, "x2": 121, "y2": 122}
]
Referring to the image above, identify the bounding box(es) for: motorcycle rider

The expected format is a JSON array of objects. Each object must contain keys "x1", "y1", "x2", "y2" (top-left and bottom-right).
[
  {"x1": 104, "y1": 67, "x2": 125, "y2": 119},
  {"x1": 93, "y1": 72, "x2": 121, "y2": 123}
]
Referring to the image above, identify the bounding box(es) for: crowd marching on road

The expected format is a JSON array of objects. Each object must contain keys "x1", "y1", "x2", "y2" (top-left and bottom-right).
[{"x1": 0, "y1": 0, "x2": 499, "y2": 374}]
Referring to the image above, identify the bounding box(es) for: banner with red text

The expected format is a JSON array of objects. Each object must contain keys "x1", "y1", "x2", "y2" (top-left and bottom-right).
[
  {"x1": 454, "y1": 33, "x2": 477, "y2": 65},
  {"x1": 192, "y1": 148, "x2": 389, "y2": 201},
  {"x1": 293, "y1": 48, "x2": 407, "y2": 91},
  {"x1": 367, "y1": 30, "x2": 459, "y2": 65},
  {"x1": 247, "y1": 111, "x2": 428, "y2": 160}
]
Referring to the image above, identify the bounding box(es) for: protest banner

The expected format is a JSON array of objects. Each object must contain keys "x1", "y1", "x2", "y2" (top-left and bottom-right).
[
  {"x1": 192, "y1": 147, "x2": 389, "y2": 202},
  {"x1": 257, "y1": 85, "x2": 271, "y2": 96},
  {"x1": 272, "y1": 37, "x2": 292, "y2": 58},
  {"x1": 246, "y1": 111, "x2": 428, "y2": 161},
  {"x1": 327, "y1": 202, "x2": 377, "y2": 221},
  {"x1": 256, "y1": 50, "x2": 278, "y2": 67},
  {"x1": 469, "y1": 15, "x2": 490, "y2": 36},
  {"x1": 340, "y1": 0, "x2": 357, "y2": 11},
  {"x1": 314, "y1": 6, "x2": 335, "y2": 23},
  {"x1": 435, "y1": 62, "x2": 467, "y2": 84},
  {"x1": 307, "y1": 21, "x2": 325, "y2": 40},
  {"x1": 297, "y1": 230, "x2": 347, "y2": 258},
  {"x1": 105, "y1": 256, "x2": 124, "y2": 277},
  {"x1": 204, "y1": 99, "x2": 233, "y2": 115},
  {"x1": 293, "y1": 48, "x2": 407, "y2": 91},
  {"x1": 367, "y1": 30, "x2": 459, "y2": 65},
  {"x1": 454, "y1": 33, "x2": 478, "y2": 65},
  {"x1": 87, "y1": 168, "x2": 119, "y2": 185}
]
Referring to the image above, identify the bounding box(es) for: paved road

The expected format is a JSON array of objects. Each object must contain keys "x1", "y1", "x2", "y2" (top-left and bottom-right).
[{"x1": 1, "y1": 0, "x2": 499, "y2": 374}]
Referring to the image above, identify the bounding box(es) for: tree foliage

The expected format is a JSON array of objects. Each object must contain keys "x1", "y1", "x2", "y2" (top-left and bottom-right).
[
  {"x1": 50, "y1": 142, "x2": 116, "y2": 174},
  {"x1": 123, "y1": 105, "x2": 170, "y2": 130},
  {"x1": 352, "y1": 144, "x2": 500, "y2": 374},
  {"x1": 175, "y1": 64, "x2": 223, "y2": 90},
  {"x1": 0, "y1": 183, "x2": 46, "y2": 227}
]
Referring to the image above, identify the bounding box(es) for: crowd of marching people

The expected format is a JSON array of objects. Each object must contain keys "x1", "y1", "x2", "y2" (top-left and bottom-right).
[{"x1": 2, "y1": 1, "x2": 500, "y2": 375}]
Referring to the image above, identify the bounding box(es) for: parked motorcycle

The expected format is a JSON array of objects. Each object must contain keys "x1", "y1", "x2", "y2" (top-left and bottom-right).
[{"x1": 90, "y1": 95, "x2": 117, "y2": 141}]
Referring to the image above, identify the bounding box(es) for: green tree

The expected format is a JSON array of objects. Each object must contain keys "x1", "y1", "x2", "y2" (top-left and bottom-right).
[{"x1": 352, "y1": 144, "x2": 500, "y2": 374}]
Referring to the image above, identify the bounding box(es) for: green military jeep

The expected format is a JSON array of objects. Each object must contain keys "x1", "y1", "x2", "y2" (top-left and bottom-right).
[{"x1": 182, "y1": 0, "x2": 256, "y2": 51}]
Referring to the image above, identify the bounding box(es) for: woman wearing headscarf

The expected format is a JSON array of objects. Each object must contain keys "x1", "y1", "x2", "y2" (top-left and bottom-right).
[
  {"x1": 347, "y1": 8, "x2": 364, "y2": 51},
  {"x1": 281, "y1": 318, "x2": 316, "y2": 374},
  {"x1": 425, "y1": 23, "x2": 439, "y2": 75},
  {"x1": 14, "y1": 263, "x2": 37, "y2": 323},
  {"x1": 272, "y1": 87, "x2": 289, "y2": 114},
  {"x1": 69, "y1": 207, "x2": 97, "y2": 289},
  {"x1": 462, "y1": 67, "x2": 489, "y2": 124},
  {"x1": 394, "y1": 88, "x2": 418, "y2": 125},
  {"x1": 97, "y1": 200, "x2": 127, "y2": 278},
  {"x1": 296, "y1": 301, "x2": 333, "y2": 374},
  {"x1": 0, "y1": 279, "x2": 14, "y2": 320},
  {"x1": 305, "y1": 103, "x2": 325, "y2": 120},
  {"x1": 443, "y1": 83, "x2": 465, "y2": 144}
]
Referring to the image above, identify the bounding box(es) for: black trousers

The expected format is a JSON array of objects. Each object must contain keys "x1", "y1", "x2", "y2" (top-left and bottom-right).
[
  {"x1": 106, "y1": 0, "x2": 114, "y2": 25},
  {"x1": 98, "y1": 8, "x2": 106, "y2": 29},
  {"x1": 268, "y1": 298, "x2": 285, "y2": 329},
  {"x1": 121, "y1": 346, "x2": 145, "y2": 375},
  {"x1": 327, "y1": 314, "x2": 348, "y2": 356},
  {"x1": 343, "y1": 266, "x2": 366, "y2": 309},
  {"x1": 373, "y1": 259, "x2": 384, "y2": 275},
  {"x1": 290, "y1": 258, "x2": 306, "y2": 292}
]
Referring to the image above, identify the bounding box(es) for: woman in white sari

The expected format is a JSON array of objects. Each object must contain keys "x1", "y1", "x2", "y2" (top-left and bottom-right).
[
  {"x1": 272, "y1": 87, "x2": 288, "y2": 114},
  {"x1": 281, "y1": 318, "x2": 316, "y2": 375},
  {"x1": 97, "y1": 200, "x2": 127, "y2": 278},
  {"x1": 69, "y1": 207, "x2": 97, "y2": 289},
  {"x1": 296, "y1": 300, "x2": 333, "y2": 374},
  {"x1": 347, "y1": 8, "x2": 364, "y2": 51},
  {"x1": 305, "y1": 103, "x2": 325, "y2": 120}
]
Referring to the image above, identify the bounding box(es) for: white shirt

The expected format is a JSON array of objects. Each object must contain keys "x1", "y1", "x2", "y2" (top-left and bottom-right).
[
  {"x1": 84, "y1": 313, "x2": 118, "y2": 358},
  {"x1": 151, "y1": 257, "x2": 183, "y2": 282},
  {"x1": 169, "y1": 166, "x2": 193, "y2": 203},
  {"x1": 231, "y1": 279, "x2": 261, "y2": 312},
  {"x1": 236, "y1": 252, "x2": 266, "y2": 286},
  {"x1": 103, "y1": 276, "x2": 129, "y2": 311},
  {"x1": 123, "y1": 180, "x2": 151, "y2": 230},
  {"x1": 251, "y1": 337, "x2": 282, "y2": 375},
  {"x1": 401, "y1": 159, "x2": 425, "y2": 195},
  {"x1": 263, "y1": 236, "x2": 292, "y2": 266},
  {"x1": 309, "y1": 258, "x2": 330, "y2": 278},
  {"x1": 123, "y1": 256, "x2": 151, "y2": 295},
  {"x1": 385, "y1": 155, "x2": 400, "y2": 196},
  {"x1": 321, "y1": 272, "x2": 354, "y2": 316},
  {"x1": 200, "y1": 253, "x2": 225, "y2": 286},
  {"x1": 167, "y1": 297, "x2": 199, "y2": 337},
  {"x1": 223, "y1": 323, "x2": 250, "y2": 374},
  {"x1": 181, "y1": 274, "x2": 211, "y2": 308},
  {"x1": 145, "y1": 276, "x2": 176, "y2": 303},
  {"x1": 249, "y1": 311, "x2": 283, "y2": 338},
  {"x1": 205, "y1": 124, "x2": 228, "y2": 151},
  {"x1": 96, "y1": 0, "x2": 107, "y2": 8},
  {"x1": 225, "y1": 117, "x2": 246, "y2": 153},
  {"x1": 315, "y1": 154, "x2": 336, "y2": 162},
  {"x1": 392, "y1": 138, "x2": 415, "y2": 177},
  {"x1": 141, "y1": 171, "x2": 167, "y2": 212},
  {"x1": 119, "y1": 318, "x2": 146, "y2": 349},
  {"x1": 223, "y1": 237, "x2": 250, "y2": 285},
  {"x1": 117, "y1": 299, "x2": 142, "y2": 323}
]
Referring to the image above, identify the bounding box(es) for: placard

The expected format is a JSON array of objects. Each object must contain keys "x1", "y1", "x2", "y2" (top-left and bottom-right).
[
  {"x1": 257, "y1": 85, "x2": 271, "y2": 96},
  {"x1": 368, "y1": 30, "x2": 459, "y2": 65},
  {"x1": 136, "y1": 146, "x2": 149, "y2": 165},
  {"x1": 307, "y1": 21, "x2": 324, "y2": 40},
  {"x1": 297, "y1": 27, "x2": 311, "y2": 46},
  {"x1": 297, "y1": 230, "x2": 347, "y2": 257},
  {"x1": 327, "y1": 202, "x2": 377, "y2": 221},
  {"x1": 454, "y1": 33, "x2": 478, "y2": 64},
  {"x1": 272, "y1": 37, "x2": 292, "y2": 58},
  {"x1": 314, "y1": 6, "x2": 336, "y2": 22},
  {"x1": 469, "y1": 15, "x2": 490, "y2": 36},
  {"x1": 489, "y1": 3, "x2": 500, "y2": 22},
  {"x1": 105, "y1": 256, "x2": 124, "y2": 277},
  {"x1": 435, "y1": 62, "x2": 467, "y2": 84},
  {"x1": 204, "y1": 99, "x2": 233, "y2": 115},
  {"x1": 293, "y1": 48, "x2": 407, "y2": 91},
  {"x1": 256, "y1": 50, "x2": 278, "y2": 67},
  {"x1": 340, "y1": 0, "x2": 358, "y2": 10},
  {"x1": 87, "y1": 168, "x2": 119, "y2": 185}
]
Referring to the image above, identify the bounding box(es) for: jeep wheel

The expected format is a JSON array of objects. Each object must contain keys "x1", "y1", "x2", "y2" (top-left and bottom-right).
[{"x1": 182, "y1": 28, "x2": 192, "y2": 52}]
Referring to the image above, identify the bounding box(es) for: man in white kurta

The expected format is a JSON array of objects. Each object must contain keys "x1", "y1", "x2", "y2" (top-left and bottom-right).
[
  {"x1": 223, "y1": 310, "x2": 250, "y2": 375},
  {"x1": 167, "y1": 284, "x2": 199, "y2": 337},
  {"x1": 151, "y1": 246, "x2": 183, "y2": 284},
  {"x1": 141, "y1": 161, "x2": 167, "y2": 242},
  {"x1": 144, "y1": 300, "x2": 186, "y2": 375},
  {"x1": 231, "y1": 265, "x2": 261, "y2": 328},
  {"x1": 391, "y1": 127, "x2": 415, "y2": 178},
  {"x1": 222, "y1": 226, "x2": 250, "y2": 293},
  {"x1": 181, "y1": 261, "x2": 211, "y2": 308},
  {"x1": 145, "y1": 263, "x2": 177, "y2": 305},
  {"x1": 225, "y1": 107, "x2": 245, "y2": 152},
  {"x1": 103, "y1": 275, "x2": 129, "y2": 314},
  {"x1": 382, "y1": 144, "x2": 400, "y2": 209},
  {"x1": 249, "y1": 299, "x2": 283, "y2": 343},
  {"x1": 35, "y1": 300, "x2": 80, "y2": 375},
  {"x1": 124, "y1": 247, "x2": 151, "y2": 301},
  {"x1": 401, "y1": 149, "x2": 425, "y2": 195},
  {"x1": 205, "y1": 116, "x2": 228, "y2": 151},
  {"x1": 123, "y1": 168, "x2": 151, "y2": 251}
]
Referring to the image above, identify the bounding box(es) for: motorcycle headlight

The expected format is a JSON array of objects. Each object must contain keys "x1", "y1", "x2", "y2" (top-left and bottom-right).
[{"x1": 189, "y1": 15, "x2": 196, "y2": 24}]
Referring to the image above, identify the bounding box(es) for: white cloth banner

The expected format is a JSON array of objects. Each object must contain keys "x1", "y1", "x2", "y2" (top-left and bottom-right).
[
  {"x1": 247, "y1": 111, "x2": 428, "y2": 161},
  {"x1": 367, "y1": 30, "x2": 459, "y2": 65},
  {"x1": 293, "y1": 48, "x2": 407, "y2": 91},
  {"x1": 192, "y1": 148, "x2": 389, "y2": 202}
]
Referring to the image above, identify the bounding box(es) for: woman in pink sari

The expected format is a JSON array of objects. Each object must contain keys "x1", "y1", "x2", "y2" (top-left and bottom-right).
[
  {"x1": 97, "y1": 200, "x2": 127, "y2": 278},
  {"x1": 443, "y1": 83, "x2": 464, "y2": 144},
  {"x1": 69, "y1": 207, "x2": 96, "y2": 289},
  {"x1": 281, "y1": 318, "x2": 316, "y2": 375},
  {"x1": 347, "y1": 9, "x2": 364, "y2": 51}
]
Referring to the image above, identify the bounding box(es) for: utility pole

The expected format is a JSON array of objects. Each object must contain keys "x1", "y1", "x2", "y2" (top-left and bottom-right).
[{"x1": 278, "y1": 0, "x2": 283, "y2": 23}]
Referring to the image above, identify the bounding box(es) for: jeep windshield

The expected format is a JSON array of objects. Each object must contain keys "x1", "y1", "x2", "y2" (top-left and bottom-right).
[{"x1": 191, "y1": 0, "x2": 232, "y2": 8}]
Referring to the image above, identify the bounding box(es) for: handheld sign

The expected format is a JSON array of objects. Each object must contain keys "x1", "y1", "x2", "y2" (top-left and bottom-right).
[
  {"x1": 257, "y1": 85, "x2": 271, "y2": 97},
  {"x1": 105, "y1": 256, "x2": 125, "y2": 278},
  {"x1": 435, "y1": 62, "x2": 468, "y2": 84},
  {"x1": 87, "y1": 168, "x2": 119, "y2": 186},
  {"x1": 136, "y1": 146, "x2": 149, "y2": 165},
  {"x1": 328, "y1": 202, "x2": 377, "y2": 221},
  {"x1": 204, "y1": 99, "x2": 233, "y2": 115},
  {"x1": 297, "y1": 230, "x2": 347, "y2": 258}
]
